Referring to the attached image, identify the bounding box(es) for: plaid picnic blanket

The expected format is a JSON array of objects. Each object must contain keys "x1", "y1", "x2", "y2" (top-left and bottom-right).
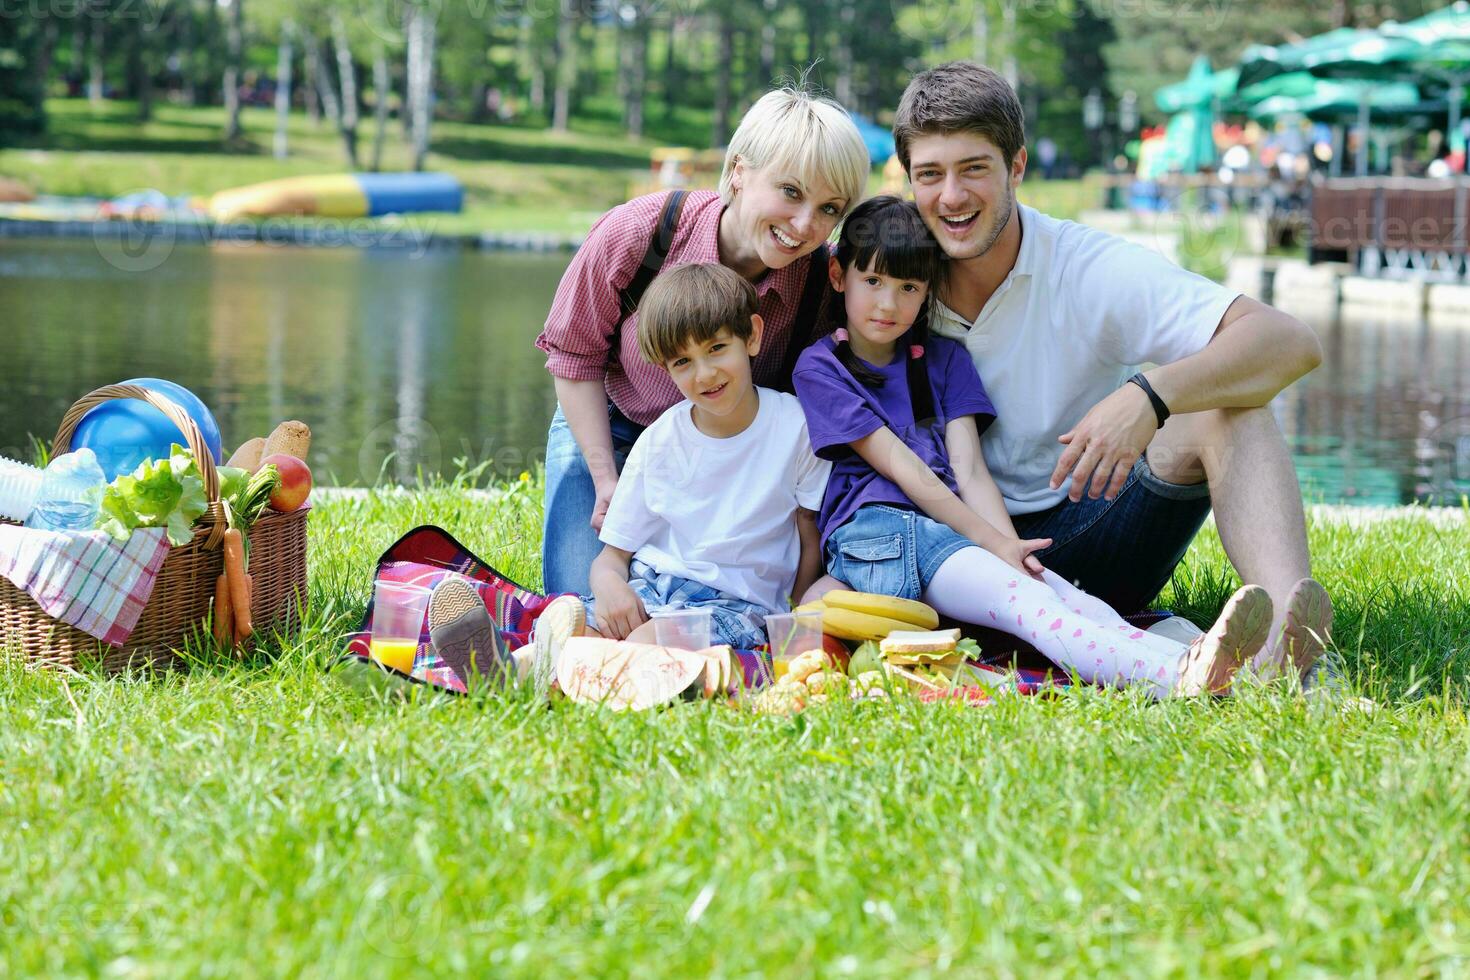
[
  {"x1": 337, "y1": 524, "x2": 1098, "y2": 699},
  {"x1": 0, "y1": 523, "x2": 171, "y2": 646}
]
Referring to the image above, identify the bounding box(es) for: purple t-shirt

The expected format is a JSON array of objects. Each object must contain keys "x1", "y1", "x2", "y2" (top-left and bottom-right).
[{"x1": 793, "y1": 334, "x2": 996, "y2": 545}]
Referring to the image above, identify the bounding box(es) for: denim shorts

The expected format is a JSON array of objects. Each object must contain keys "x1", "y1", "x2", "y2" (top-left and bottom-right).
[
  {"x1": 1012, "y1": 453, "x2": 1212, "y2": 613},
  {"x1": 582, "y1": 558, "x2": 769, "y2": 650},
  {"x1": 824, "y1": 505, "x2": 973, "y2": 602}
]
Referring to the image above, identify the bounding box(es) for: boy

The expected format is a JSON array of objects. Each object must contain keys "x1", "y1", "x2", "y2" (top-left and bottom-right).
[{"x1": 575, "y1": 262, "x2": 830, "y2": 650}]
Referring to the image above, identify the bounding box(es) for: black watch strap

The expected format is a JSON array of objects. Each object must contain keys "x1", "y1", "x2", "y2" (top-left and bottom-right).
[{"x1": 1127, "y1": 372, "x2": 1170, "y2": 427}]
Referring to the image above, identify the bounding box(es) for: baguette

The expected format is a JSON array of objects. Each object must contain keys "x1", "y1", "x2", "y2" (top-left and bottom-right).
[
  {"x1": 261, "y1": 420, "x2": 312, "y2": 462},
  {"x1": 226, "y1": 437, "x2": 265, "y2": 472}
]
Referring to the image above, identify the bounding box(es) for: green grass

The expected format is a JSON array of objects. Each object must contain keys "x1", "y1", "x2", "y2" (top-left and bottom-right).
[
  {"x1": 3, "y1": 99, "x2": 1103, "y2": 238},
  {"x1": 2, "y1": 477, "x2": 1468, "y2": 975}
]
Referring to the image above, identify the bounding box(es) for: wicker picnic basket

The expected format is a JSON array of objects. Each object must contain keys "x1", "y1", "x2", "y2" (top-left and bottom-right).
[{"x1": 0, "y1": 384, "x2": 308, "y2": 672}]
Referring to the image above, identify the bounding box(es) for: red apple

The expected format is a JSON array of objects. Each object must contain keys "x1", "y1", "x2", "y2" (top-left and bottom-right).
[{"x1": 261, "y1": 453, "x2": 312, "y2": 511}]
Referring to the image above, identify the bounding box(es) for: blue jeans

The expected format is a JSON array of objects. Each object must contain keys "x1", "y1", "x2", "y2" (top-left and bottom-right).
[
  {"x1": 581, "y1": 558, "x2": 770, "y2": 650},
  {"x1": 824, "y1": 504, "x2": 973, "y2": 601},
  {"x1": 1011, "y1": 454, "x2": 1212, "y2": 613},
  {"x1": 541, "y1": 402, "x2": 645, "y2": 597}
]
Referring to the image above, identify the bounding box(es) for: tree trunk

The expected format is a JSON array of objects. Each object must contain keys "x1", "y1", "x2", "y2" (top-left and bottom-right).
[
  {"x1": 223, "y1": 0, "x2": 244, "y2": 140},
  {"x1": 134, "y1": 36, "x2": 154, "y2": 122},
  {"x1": 551, "y1": 0, "x2": 577, "y2": 132},
  {"x1": 273, "y1": 23, "x2": 294, "y2": 159},
  {"x1": 661, "y1": 19, "x2": 678, "y2": 115},
  {"x1": 1001, "y1": 0, "x2": 1017, "y2": 87},
  {"x1": 303, "y1": 36, "x2": 320, "y2": 124},
  {"x1": 759, "y1": 0, "x2": 776, "y2": 87},
  {"x1": 407, "y1": 5, "x2": 435, "y2": 170},
  {"x1": 711, "y1": 15, "x2": 734, "y2": 147},
  {"x1": 87, "y1": 15, "x2": 104, "y2": 105},
  {"x1": 972, "y1": 0, "x2": 988, "y2": 63},
  {"x1": 37, "y1": 17, "x2": 57, "y2": 92},
  {"x1": 834, "y1": 0, "x2": 854, "y2": 107},
  {"x1": 621, "y1": 9, "x2": 647, "y2": 138},
  {"x1": 371, "y1": 45, "x2": 389, "y2": 171},
  {"x1": 313, "y1": 37, "x2": 342, "y2": 131},
  {"x1": 331, "y1": 14, "x2": 360, "y2": 166},
  {"x1": 179, "y1": 3, "x2": 197, "y2": 106}
]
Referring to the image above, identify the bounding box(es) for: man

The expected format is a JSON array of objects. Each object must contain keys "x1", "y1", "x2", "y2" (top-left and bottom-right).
[{"x1": 894, "y1": 62, "x2": 1332, "y2": 681}]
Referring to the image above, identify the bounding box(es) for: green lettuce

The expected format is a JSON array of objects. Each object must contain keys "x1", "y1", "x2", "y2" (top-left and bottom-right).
[{"x1": 95, "y1": 443, "x2": 209, "y2": 546}]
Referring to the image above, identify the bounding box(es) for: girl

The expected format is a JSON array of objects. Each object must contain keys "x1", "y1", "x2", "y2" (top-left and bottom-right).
[{"x1": 793, "y1": 197, "x2": 1280, "y2": 698}]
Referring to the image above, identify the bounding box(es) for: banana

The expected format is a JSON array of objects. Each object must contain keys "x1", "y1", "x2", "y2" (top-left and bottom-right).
[
  {"x1": 794, "y1": 599, "x2": 827, "y2": 615},
  {"x1": 820, "y1": 606, "x2": 924, "y2": 642},
  {"x1": 822, "y1": 590, "x2": 938, "y2": 630}
]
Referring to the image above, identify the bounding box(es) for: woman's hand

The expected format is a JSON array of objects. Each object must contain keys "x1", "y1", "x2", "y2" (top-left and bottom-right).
[
  {"x1": 593, "y1": 580, "x2": 647, "y2": 639},
  {"x1": 591, "y1": 476, "x2": 618, "y2": 533},
  {"x1": 994, "y1": 536, "x2": 1051, "y2": 581}
]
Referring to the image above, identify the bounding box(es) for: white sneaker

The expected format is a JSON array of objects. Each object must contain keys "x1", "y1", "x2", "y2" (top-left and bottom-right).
[{"x1": 1147, "y1": 615, "x2": 1205, "y2": 646}]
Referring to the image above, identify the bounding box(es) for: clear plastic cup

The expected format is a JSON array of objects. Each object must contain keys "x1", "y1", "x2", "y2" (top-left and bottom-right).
[
  {"x1": 763, "y1": 610, "x2": 824, "y2": 681},
  {"x1": 651, "y1": 607, "x2": 713, "y2": 650},
  {"x1": 370, "y1": 581, "x2": 432, "y2": 673}
]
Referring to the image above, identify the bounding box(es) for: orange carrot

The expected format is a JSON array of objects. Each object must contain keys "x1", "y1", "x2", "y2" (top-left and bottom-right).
[
  {"x1": 213, "y1": 573, "x2": 234, "y2": 648},
  {"x1": 223, "y1": 529, "x2": 253, "y2": 642},
  {"x1": 234, "y1": 573, "x2": 254, "y2": 645}
]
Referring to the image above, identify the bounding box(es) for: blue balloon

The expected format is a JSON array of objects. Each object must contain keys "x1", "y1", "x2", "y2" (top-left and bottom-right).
[{"x1": 70, "y1": 378, "x2": 223, "y2": 481}]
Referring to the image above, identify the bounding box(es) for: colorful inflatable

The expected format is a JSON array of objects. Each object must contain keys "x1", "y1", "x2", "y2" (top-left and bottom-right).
[{"x1": 207, "y1": 173, "x2": 463, "y2": 221}]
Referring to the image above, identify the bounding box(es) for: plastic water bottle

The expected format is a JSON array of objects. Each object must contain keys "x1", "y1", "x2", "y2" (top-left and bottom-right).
[
  {"x1": 0, "y1": 455, "x2": 44, "y2": 523},
  {"x1": 26, "y1": 449, "x2": 107, "y2": 532}
]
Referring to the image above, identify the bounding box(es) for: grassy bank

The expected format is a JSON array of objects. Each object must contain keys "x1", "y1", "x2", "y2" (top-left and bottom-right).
[
  {"x1": 2, "y1": 100, "x2": 1103, "y2": 239},
  {"x1": 2, "y1": 479, "x2": 1468, "y2": 975}
]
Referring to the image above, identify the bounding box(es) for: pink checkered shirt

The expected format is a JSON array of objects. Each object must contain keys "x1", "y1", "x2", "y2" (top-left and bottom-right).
[{"x1": 536, "y1": 189, "x2": 829, "y2": 426}]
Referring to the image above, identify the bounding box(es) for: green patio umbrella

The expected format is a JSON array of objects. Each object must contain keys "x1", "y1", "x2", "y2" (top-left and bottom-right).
[
  {"x1": 1153, "y1": 56, "x2": 1222, "y2": 172},
  {"x1": 1381, "y1": 2, "x2": 1470, "y2": 155},
  {"x1": 1155, "y1": 61, "x2": 1240, "y2": 114},
  {"x1": 1247, "y1": 79, "x2": 1428, "y2": 121}
]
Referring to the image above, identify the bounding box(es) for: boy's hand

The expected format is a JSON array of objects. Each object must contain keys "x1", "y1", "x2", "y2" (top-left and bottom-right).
[
  {"x1": 593, "y1": 580, "x2": 647, "y2": 639},
  {"x1": 996, "y1": 537, "x2": 1051, "y2": 581}
]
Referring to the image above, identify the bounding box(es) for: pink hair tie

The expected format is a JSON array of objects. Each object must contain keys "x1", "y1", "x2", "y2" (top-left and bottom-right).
[
  {"x1": 910, "y1": 344, "x2": 925, "y2": 359},
  {"x1": 833, "y1": 328, "x2": 850, "y2": 342}
]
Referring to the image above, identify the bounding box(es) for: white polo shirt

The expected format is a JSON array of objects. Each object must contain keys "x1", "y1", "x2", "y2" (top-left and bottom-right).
[{"x1": 931, "y1": 204, "x2": 1239, "y2": 515}]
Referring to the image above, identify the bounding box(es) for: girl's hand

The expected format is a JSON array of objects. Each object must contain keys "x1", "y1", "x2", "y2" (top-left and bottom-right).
[
  {"x1": 997, "y1": 537, "x2": 1051, "y2": 581},
  {"x1": 593, "y1": 580, "x2": 646, "y2": 639}
]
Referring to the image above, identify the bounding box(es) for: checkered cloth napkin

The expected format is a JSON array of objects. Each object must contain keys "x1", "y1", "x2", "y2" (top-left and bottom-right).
[{"x1": 0, "y1": 523, "x2": 172, "y2": 647}]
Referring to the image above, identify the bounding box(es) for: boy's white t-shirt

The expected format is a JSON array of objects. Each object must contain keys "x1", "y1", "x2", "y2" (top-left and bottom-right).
[
  {"x1": 598, "y1": 387, "x2": 830, "y2": 613},
  {"x1": 930, "y1": 203, "x2": 1239, "y2": 515}
]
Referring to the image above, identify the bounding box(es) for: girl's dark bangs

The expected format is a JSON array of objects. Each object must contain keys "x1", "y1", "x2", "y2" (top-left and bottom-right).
[{"x1": 840, "y1": 200, "x2": 941, "y2": 284}]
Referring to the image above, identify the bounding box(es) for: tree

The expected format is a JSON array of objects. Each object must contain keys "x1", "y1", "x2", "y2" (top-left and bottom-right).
[
  {"x1": 0, "y1": 14, "x2": 47, "y2": 138},
  {"x1": 222, "y1": 0, "x2": 244, "y2": 140},
  {"x1": 551, "y1": 0, "x2": 579, "y2": 131}
]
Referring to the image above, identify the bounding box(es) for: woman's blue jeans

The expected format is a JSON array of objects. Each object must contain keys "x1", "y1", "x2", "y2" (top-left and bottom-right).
[{"x1": 540, "y1": 402, "x2": 645, "y2": 596}]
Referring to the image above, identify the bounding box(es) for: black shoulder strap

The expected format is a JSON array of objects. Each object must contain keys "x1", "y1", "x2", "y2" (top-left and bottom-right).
[
  {"x1": 774, "y1": 243, "x2": 832, "y2": 392},
  {"x1": 618, "y1": 190, "x2": 689, "y2": 320}
]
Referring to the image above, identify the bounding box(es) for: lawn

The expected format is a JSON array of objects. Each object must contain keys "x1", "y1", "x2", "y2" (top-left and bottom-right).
[
  {"x1": 3, "y1": 478, "x2": 1468, "y2": 976},
  {"x1": 1, "y1": 100, "x2": 1105, "y2": 240}
]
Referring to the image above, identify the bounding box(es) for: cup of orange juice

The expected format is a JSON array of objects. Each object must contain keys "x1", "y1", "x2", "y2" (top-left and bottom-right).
[
  {"x1": 370, "y1": 580, "x2": 432, "y2": 674},
  {"x1": 763, "y1": 610, "x2": 823, "y2": 681}
]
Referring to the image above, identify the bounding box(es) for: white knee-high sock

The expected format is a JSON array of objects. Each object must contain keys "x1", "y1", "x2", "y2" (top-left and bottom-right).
[
  {"x1": 1039, "y1": 570, "x2": 1187, "y2": 658},
  {"x1": 923, "y1": 547, "x2": 1189, "y2": 698}
]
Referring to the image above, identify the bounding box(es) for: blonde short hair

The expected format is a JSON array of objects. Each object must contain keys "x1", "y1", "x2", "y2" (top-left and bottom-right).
[
  {"x1": 719, "y1": 88, "x2": 869, "y2": 217},
  {"x1": 637, "y1": 264, "x2": 758, "y2": 365}
]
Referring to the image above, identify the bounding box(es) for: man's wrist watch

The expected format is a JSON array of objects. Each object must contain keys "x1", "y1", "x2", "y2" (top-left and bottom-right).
[{"x1": 1126, "y1": 372, "x2": 1171, "y2": 427}]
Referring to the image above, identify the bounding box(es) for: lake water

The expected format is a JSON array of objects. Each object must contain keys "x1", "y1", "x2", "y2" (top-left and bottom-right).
[{"x1": 3, "y1": 238, "x2": 1468, "y2": 506}]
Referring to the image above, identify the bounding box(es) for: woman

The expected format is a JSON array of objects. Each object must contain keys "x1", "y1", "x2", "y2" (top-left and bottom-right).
[{"x1": 536, "y1": 87, "x2": 869, "y2": 595}]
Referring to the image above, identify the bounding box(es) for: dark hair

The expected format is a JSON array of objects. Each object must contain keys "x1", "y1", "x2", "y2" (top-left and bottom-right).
[
  {"x1": 893, "y1": 61, "x2": 1026, "y2": 172},
  {"x1": 638, "y1": 263, "x2": 758, "y2": 365},
  {"x1": 829, "y1": 195, "x2": 942, "y2": 423}
]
